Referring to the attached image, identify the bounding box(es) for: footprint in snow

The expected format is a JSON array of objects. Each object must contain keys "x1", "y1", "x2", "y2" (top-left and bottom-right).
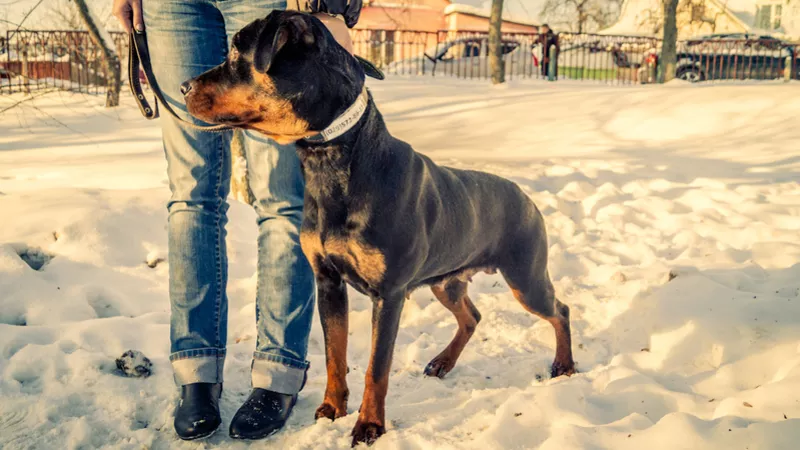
[{"x1": 12, "y1": 244, "x2": 54, "y2": 271}]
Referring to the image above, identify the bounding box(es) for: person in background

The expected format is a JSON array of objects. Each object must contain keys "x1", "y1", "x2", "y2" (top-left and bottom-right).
[
  {"x1": 112, "y1": 0, "x2": 362, "y2": 442},
  {"x1": 539, "y1": 24, "x2": 558, "y2": 79}
]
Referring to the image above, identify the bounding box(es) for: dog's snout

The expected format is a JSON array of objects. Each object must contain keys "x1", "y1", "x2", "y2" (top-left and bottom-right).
[{"x1": 180, "y1": 81, "x2": 193, "y2": 96}]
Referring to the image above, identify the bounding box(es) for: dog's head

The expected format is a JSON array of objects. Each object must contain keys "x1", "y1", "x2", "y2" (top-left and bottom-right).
[{"x1": 182, "y1": 11, "x2": 381, "y2": 144}]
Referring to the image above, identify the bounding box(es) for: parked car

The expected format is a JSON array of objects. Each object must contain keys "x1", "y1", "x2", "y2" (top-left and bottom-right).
[
  {"x1": 676, "y1": 33, "x2": 799, "y2": 82},
  {"x1": 385, "y1": 37, "x2": 536, "y2": 77}
]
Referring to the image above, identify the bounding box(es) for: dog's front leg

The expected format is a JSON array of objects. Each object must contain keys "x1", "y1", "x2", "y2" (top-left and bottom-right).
[
  {"x1": 314, "y1": 261, "x2": 350, "y2": 421},
  {"x1": 351, "y1": 293, "x2": 405, "y2": 447}
]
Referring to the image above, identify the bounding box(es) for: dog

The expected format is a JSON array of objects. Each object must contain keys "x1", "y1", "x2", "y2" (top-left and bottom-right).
[{"x1": 182, "y1": 11, "x2": 575, "y2": 446}]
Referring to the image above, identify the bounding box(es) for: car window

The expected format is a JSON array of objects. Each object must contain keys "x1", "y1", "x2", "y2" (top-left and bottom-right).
[
  {"x1": 464, "y1": 41, "x2": 481, "y2": 57},
  {"x1": 441, "y1": 42, "x2": 465, "y2": 60},
  {"x1": 502, "y1": 42, "x2": 519, "y2": 55}
]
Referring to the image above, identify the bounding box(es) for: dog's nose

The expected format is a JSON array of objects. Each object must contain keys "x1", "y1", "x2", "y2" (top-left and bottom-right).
[{"x1": 180, "y1": 81, "x2": 193, "y2": 96}]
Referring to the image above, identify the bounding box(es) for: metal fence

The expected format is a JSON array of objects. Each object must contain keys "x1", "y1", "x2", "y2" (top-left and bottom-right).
[
  {"x1": 351, "y1": 29, "x2": 547, "y2": 81},
  {"x1": 674, "y1": 38, "x2": 799, "y2": 82},
  {"x1": 1, "y1": 28, "x2": 798, "y2": 95},
  {"x1": 1, "y1": 30, "x2": 128, "y2": 94},
  {"x1": 556, "y1": 33, "x2": 662, "y2": 84},
  {"x1": 352, "y1": 30, "x2": 798, "y2": 84}
]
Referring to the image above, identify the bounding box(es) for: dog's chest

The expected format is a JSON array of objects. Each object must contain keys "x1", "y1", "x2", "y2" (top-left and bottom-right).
[
  {"x1": 300, "y1": 230, "x2": 385, "y2": 294},
  {"x1": 298, "y1": 150, "x2": 386, "y2": 294}
]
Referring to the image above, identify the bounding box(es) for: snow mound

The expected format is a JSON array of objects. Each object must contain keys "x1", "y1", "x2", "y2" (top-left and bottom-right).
[{"x1": 1, "y1": 79, "x2": 799, "y2": 449}]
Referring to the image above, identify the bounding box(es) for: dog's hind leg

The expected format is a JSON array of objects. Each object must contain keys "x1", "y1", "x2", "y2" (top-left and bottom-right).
[
  {"x1": 502, "y1": 263, "x2": 575, "y2": 378},
  {"x1": 424, "y1": 279, "x2": 481, "y2": 379}
]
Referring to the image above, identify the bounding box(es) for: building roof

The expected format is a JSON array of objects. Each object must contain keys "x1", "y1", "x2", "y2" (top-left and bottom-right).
[
  {"x1": 722, "y1": 0, "x2": 757, "y2": 28},
  {"x1": 450, "y1": 0, "x2": 546, "y2": 25},
  {"x1": 599, "y1": 0, "x2": 759, "y2": 36},
  {"x1": 444, "y1": 3, "x2": 541, "y2": 26}
]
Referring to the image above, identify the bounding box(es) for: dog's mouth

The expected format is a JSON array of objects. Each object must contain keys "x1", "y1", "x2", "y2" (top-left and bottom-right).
[
  {"x1": 185, "y1": 94, "x2": 260, "y2": 127},
  {"x1": 211, "y1": 112, "x2": 261, "y2": 127}
]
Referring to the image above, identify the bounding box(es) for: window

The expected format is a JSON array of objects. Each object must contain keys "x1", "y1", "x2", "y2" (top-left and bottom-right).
[
  {"x1": 756, "y1": 5, "x2": 772, "y2": 29},
  {"x1": 755, "y1": 2, "x2": 784, "y2": 30},
  {"x1": 691, "y1": 3, "x2": 706, "y2": 22},
  {"x1": 501, "y1": 42, "x2": 519, "y2": 55},
  {"x1": 464, "y1": 41, "x2": 481, "y2": 57},
  {"x1": 440, "y1": 43, "x2": 464, "y2": 60}
]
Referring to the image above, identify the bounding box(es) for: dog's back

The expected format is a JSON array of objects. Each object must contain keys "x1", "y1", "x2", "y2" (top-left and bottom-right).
[{"x1": 390, "y1": 148, "x2": 547, "y2": 289}]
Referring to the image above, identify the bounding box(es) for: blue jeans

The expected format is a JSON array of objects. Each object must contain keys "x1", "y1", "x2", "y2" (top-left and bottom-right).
[{"x1": 144, "y1": 0, "x2": 315, "y2": 395}]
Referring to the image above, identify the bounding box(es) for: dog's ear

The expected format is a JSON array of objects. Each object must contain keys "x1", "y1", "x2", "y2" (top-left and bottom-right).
[
  {"x1": 286, "y1": 14, "x2": 316, "y2": 47},
  {"x1": 254, "y1": 14, "x2": 317, "y2": 74},
  {"x1": 355, "y1": 55, "x2": 385, "y2": 80},
  {"x1": 254, "y1": 23, "x2": 290, "y2": 74}
]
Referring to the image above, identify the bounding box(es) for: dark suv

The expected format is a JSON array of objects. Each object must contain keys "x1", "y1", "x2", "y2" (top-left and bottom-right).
[{"x1": 676, "y1": 33, "x2": 799, "y2": 82}]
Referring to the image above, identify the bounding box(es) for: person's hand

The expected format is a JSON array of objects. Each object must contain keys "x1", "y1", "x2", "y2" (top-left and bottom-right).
[
  {"x1": 313, "y1": 13, "x2": 354, "y2": 55},
  {"x1": 113, "y1": 0, "x2": 144, "y2": 34}
]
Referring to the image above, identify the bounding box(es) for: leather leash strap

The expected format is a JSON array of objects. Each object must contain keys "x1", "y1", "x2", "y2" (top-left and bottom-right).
[{"x1": 128, "y1": 31, "x2": 231, "y2": 132}]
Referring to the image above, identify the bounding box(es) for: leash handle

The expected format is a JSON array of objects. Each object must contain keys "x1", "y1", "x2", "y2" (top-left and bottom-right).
[{"x1": 128, "y1": 31, "x2": 230, "y2": 132}]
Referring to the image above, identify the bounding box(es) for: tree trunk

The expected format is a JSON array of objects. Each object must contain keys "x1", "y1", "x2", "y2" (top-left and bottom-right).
[
  {"x1": 660, "y1": 0, "x2": 679, "y2": 83},
  {"x1": 488, "y1": 0, "x2": 505, "y2": 84},
  {"x1": 72, "y1": 0, "x2": 121, "y2": 106}
]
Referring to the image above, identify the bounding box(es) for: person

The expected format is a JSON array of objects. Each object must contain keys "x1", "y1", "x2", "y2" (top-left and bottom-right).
[
  {"x1": 538, "y1": 24, "x2": 558, "y2": 79},
  {"x1": 112, "y1": 0, "x2": 362, "y2": 441}
]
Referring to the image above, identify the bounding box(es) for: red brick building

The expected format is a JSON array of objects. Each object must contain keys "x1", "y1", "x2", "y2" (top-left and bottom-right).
[{"x1": 355, "y1": 0, "x2": 540, "y2": 33}]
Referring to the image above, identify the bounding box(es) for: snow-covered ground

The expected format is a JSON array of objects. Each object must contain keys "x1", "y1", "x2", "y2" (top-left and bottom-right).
[{"x1": 1, "y1": 79, "x2": 799, "y2": 450}]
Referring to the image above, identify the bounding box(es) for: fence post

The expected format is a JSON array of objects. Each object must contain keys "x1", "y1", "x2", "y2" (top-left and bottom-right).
[
  {"x1": 21, "y1": 47, "x2": 30, "y2": 94},
  {"x1": 547, "y1": 44, "x2": 556, "y2": 81},
  {"x1": 786, "y1": 55, "x2": 792, "y2": 82}
]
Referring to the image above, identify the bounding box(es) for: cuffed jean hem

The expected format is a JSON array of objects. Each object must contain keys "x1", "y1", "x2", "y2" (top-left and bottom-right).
[
  {"x1": 170, "y1": 348, "x2": 226, "y2": 386},
  {"x1": 251, "y1": 352, "x2": 309, "y2": 395}
]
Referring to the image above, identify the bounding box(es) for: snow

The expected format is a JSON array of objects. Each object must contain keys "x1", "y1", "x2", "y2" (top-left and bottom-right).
[
  {"x1": 598, "y1": 0, "x2": 663, "y2": 37},
  {"x1": 2, "y1": 78, "x2": 800, "y2": 449},
  {"x1": 721, "y1": 0, "x2": 758, "y2": 29}
]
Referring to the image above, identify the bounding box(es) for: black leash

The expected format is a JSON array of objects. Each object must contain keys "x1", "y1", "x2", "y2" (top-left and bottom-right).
[{"x1": 128, "y1": 30, "x2": 231, "y2": 132}]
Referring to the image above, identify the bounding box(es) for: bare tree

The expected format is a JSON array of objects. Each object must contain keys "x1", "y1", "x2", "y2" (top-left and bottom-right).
[
  {"x1": 72, "y1": 0, "x2": 121, "y2": 106},
  {"x1": 46, "y1": 0, "x2": 85, "y2": 30},
  {"x1": 489, "y1": 0, "x2": 505, "y2": 84},
  {"x1": 660, "y1": 0, "x2": 679, "y2": 82},
  {"x1": 37, "y1": 0, "x2": 115, "y2": 30},
  {"x1": 541, "y1": 0, "x2": 621, "y2": 33}
]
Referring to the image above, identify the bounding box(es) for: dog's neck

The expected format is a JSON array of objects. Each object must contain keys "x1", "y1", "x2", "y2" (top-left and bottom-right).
[
  {"x1": 296, "y1": 92, "x2": 384, "y2": 158},
  {"x1": 303, "y1": 87, "x2": 369, "y2": 144},
  {"x1": 296, "y1": 95, "x2": 389, "y2": 204}
]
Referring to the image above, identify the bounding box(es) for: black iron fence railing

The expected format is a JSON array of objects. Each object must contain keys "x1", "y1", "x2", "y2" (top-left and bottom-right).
[
  {"x1": 2, "y1": 29, "x2": 797, "y2": 95},
  {"x1": 1, "y1": 30, "x2": 128, "y2": 94}
]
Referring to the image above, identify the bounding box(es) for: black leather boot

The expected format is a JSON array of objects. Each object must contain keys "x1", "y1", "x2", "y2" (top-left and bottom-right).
[
  {"x1": 174, "y1": 383, "x2": 222, "y2": 440},
  {"x1": 229, "y1": 388, "x2": 297, "y2": 440}
]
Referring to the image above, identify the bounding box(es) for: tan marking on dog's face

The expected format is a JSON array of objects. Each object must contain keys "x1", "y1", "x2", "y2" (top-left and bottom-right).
[
  {"x1": 245, "y1": 67, "x2": 313, "y2": 143},
  {"x1": 185, "y1": 65, "x2": 313, "y2": 144}
]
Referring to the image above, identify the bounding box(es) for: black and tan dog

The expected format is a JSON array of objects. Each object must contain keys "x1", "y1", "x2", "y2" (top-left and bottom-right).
[{"x1": 183, "y1": 11, "x2": 575, "y2": 446}]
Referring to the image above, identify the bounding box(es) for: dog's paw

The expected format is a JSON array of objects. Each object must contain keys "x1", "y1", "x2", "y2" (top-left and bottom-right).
[
  {"x1": 550, "y1": 361, "x2": 576, "y2": 378},
  {"x1": 424, "y1": 355, "x2": 455, "y2": 379},
  {"x1": 315, "y1": 402, "x2": 347, "y2": 421},
  {"x1": 351, "y1": 420, "x2": 385, "y2": 447}
]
